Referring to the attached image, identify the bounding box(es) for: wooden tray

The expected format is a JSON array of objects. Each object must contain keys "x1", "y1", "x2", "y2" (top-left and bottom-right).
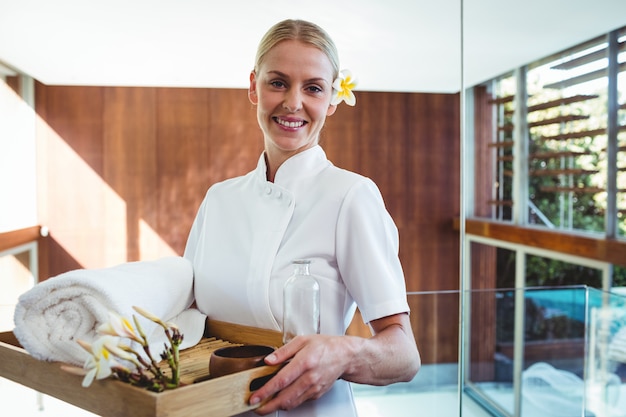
[{"x1": 0, "y1": 320, "x2": 283, "y2": 417}]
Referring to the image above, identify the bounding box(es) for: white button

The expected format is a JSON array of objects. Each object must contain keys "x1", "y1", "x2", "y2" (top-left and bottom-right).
[
  {"x1": 265, "y1": 186, "x2": 272, "y2": 195},
  {"x1": 276, "y1": 191, "x2": 283, "y2": 198}
]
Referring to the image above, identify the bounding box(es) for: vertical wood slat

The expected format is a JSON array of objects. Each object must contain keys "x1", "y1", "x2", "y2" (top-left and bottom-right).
[
  {"x1": 469, "y1": 242, "x2": 498, "y2": 382},
  {"x1": 474, "y1": 86, "x2": 495, "y2": 217},
  {"x1": 321, "y1": 96, "x2": 361, "y2": 173},
  {"x1": 103, "y1": 87, "x2": 157, "y2": 261},
  {"x1": 155, "y1": 88, "x2": 211, "y2": 255},
  {"x1": 36, "y1": 83, "x2": 105, "y2": 276}
]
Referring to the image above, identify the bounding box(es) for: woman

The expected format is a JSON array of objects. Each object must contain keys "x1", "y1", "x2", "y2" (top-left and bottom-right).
[{"x1": 184, "y1": 19, "x2": 420, "y2": 416}]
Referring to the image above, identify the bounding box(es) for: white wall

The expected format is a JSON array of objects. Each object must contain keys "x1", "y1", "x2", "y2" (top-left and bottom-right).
[{"x1": 0, "y1": 75, "x2": 37, "y2": 233}]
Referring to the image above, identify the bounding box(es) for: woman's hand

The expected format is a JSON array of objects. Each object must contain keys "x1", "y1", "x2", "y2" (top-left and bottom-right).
[
  {"x1": 249, "y1": 334, "x2": 349, "y2": 414},
  {"x1": 248, "y1": 312, "x2": 420, "y2": 415}
]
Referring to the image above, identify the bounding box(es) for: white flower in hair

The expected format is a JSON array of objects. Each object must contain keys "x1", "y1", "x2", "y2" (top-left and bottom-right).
[{"x1": 331, "y1": 69, "x2": 357, "y2": 106}]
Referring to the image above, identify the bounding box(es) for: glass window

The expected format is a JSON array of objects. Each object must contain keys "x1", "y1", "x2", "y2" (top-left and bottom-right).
[
  {"x1": 526, "y1": 41, "x2": 607, "y2": 232},
  {"x1": 471, "y1": 26, "x2": 625, "y2": 238}
]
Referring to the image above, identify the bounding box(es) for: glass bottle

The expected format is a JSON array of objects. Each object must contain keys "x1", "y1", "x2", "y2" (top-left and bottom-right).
[{"x1": 282, "y1": 259, "x2": 320, "y2": 344}]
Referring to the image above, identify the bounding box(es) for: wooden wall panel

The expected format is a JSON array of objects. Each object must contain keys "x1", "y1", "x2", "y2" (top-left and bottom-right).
[{"x1": 404, "y1": 93, "x2": 460, "y2": 293}]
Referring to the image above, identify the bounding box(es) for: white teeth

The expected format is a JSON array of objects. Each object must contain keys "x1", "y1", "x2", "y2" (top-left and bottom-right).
[{"x1": 277, "y1": 118, "x2": 304, "y2": 128}]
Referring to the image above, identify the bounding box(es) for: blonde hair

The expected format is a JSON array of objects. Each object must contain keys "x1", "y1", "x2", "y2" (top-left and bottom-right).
[{"x1": 254, "y1": 19, "x2": 340, "y2": 79}]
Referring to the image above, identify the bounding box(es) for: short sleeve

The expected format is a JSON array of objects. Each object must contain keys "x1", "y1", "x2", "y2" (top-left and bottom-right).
[{"x1": 335, "y1": 178, "x2": 410, "y2": 323}]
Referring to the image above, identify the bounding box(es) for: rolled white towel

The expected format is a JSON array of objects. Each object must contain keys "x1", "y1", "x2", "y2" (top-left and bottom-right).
[{"x1": 13, "y1": 256, "x2": 206, "y2": 365}]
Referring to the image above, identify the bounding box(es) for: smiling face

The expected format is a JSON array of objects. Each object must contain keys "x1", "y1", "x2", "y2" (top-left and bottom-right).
[{"x1": 249, "y1": 40, "x2": 337, "y2": 180}]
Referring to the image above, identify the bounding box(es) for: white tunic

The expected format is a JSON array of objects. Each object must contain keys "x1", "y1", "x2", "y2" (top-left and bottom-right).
[{"x1": 184, "y1": 145, "x2": 409, "y2": 416}]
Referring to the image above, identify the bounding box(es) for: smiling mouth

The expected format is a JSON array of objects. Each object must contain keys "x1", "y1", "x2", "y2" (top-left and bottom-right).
[{"x1": 274, "y1": 117, "x2": 306, "y2": 129}]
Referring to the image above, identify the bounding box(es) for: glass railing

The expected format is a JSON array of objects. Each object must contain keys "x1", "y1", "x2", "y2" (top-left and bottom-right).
[
  {"x1": 465, "y1": 286, "x2": 626, "y2": 417},
  {"x1": 353, "y1": 287, "x2": 626, "y2": 417},
  {"x1": 353, "y1": 290, "x2": 481, "y2": 417}
]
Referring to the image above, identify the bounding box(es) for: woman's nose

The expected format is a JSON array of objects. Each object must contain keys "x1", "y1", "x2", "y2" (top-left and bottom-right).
[{"x1": 282, "y1": 89, "x2": 302, "y2": 113}]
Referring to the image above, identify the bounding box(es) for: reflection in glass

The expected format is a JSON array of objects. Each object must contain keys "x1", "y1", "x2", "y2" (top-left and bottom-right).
[
  {"x1": 469, "y1": 26, "x2": 626, "y2": 238},
  {"x1": 494, "y1": 249, "x2": 610, "y2": 288},
  {"x1": 466, "y1": 286, "x2": 626, "y2": 417}
]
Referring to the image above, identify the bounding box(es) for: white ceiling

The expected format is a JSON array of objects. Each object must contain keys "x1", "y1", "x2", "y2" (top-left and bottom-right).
[{"x1": 0, "y1": 0, "x2": 625, "y2": 93}]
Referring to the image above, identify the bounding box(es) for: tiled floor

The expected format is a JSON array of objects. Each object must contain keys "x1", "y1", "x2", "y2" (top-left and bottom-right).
[{"x1": 354, "y1": 386, "x2": 492, "y2": 417}]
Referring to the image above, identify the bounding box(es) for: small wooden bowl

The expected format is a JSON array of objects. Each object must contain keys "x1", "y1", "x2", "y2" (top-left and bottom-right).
[{"x1": 209, "y1": 345, "x2": 275, "y2": 378}]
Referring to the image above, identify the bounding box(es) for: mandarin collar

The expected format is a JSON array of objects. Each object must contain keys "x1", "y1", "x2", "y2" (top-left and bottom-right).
[{"x1": 254, "y1": 145, "x2": 331, "y2": 189}]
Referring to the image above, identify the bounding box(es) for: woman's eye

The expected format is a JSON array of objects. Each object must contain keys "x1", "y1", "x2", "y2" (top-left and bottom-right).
[
  {"x1": 270, "y1": 80, "x2": 286, "y2": 88},
  {"x1": 306, "y1": 85, "x2": 322, "y2": 93}
]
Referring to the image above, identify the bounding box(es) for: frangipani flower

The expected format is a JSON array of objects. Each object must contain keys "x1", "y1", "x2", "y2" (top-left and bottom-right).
[
  {"x1": 331, "y1": 69, "x2": 358, "y2": 106},
  {"x1": 79, "y1": 335, "x2": 121, "y2": 387},
  {"x1": 97, "y1": 311, "x2": 143, "y2": 344},
  {"x1": 64, "y1": 306, "x2": 184, "y2": 392}
]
